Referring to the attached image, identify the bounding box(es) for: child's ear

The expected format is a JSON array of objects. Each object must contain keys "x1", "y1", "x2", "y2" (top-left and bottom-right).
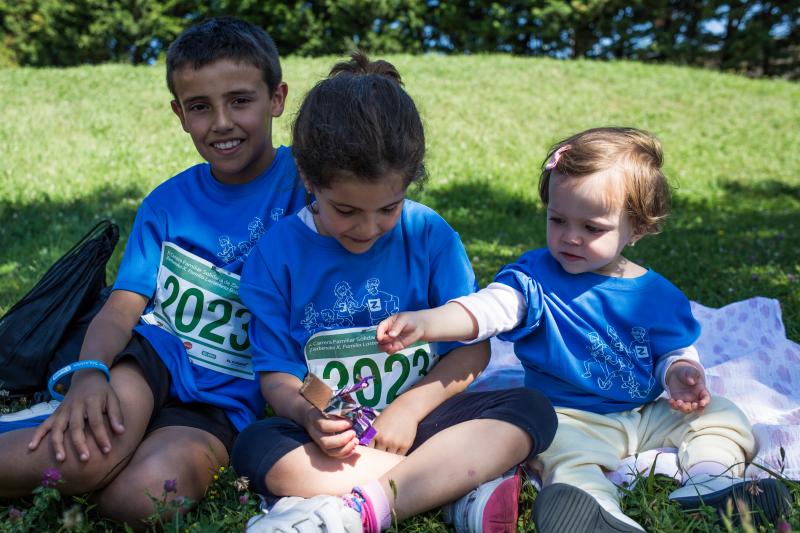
[
  {"x1": 298, "y1": 170, "x2": 312, "y2": 193},
  {"x1": 270, "y1": 82, "x2": 288, "y2": 118},
  {"x1": 170, "y1": 100, "x2": 189, "y2": 133}
]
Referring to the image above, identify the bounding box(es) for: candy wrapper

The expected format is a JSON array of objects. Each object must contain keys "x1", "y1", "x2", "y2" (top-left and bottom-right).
[{"x1": 299, "y1": 373, "x2": 378, "y2": 446}]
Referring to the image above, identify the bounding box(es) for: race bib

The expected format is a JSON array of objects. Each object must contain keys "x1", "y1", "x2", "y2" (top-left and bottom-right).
[
  {"x1": 304, "y1": 326, "x2": 438, "y2": 411},
  {"x1": 141, "y1": 242, "x2": 254, "y2": 380}
]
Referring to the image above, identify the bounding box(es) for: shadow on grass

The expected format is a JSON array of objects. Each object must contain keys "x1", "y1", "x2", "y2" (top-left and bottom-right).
[
  {"x1": 416, "y1": 178, "x2": 800, "y2": 340},
  {"x1": 0, "y1": 186, "x2": 141, "y2": 312}
]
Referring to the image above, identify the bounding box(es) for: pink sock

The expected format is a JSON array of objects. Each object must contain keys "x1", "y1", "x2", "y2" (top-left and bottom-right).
[{"x1": 358, "y1": 479, "x2": 393, "y2": 531}]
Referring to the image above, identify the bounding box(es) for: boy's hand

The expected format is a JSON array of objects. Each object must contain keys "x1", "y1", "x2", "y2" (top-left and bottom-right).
[
  {"x1": 302, "y1": 407, "x2": 358, "y2": 459},
  {"x1": 376, "y1": 312, "x2": 427, "y2": 354},
  {"x1": 666, "y1": 361, "x2": 711, "y2": 413},
  {"x1": 28, "y1": 370, "x2": 125, "y2": 462},
  {"x1": 369, "y1": 403, "x2": 419, "y2": 456}
]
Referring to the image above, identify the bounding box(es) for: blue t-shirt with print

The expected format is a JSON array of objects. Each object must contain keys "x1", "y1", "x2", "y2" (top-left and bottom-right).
[
  {"x1": 113, "y1": 146, "x2": 305, "y2": 430},
  {"x1": 239, "y1": 200, "x2": 477, "y2": 382},
  {"x1": 495, "y1": 248, "x2": 700, "y2": 414}
]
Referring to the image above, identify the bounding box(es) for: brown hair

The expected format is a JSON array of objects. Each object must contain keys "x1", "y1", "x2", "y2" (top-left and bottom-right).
[
  {"x1": 292, "y1": 51, "x2": 426, "y2": 192},
  {"x1": 538, "y1": 127, "x2": 671, "y2": 237},
  {"x1": 166, "y1": 17, "x2": 282, "y2": 99}
]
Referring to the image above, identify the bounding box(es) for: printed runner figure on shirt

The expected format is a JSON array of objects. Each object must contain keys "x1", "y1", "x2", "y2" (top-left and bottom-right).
[
  {"x1": 583, "y1": 325, "x2": 654, "y2": 399},
  {"x1": 360, "y1": 278, "x2": 399, "y2": 325}
]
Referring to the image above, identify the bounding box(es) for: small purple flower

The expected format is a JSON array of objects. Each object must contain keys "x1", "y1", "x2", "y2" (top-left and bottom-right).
[
  {"x1": 174, "y1": 495, "x2": 188, "y2": 507},
  {"x1": 42, "y1": 467, "x2": 62, "y2": 487},
  {"x1": 239, "y1": 494, "x2": 249, "y2": 506},
  {"x1": 164, "y1": 478, "x2": 178, "y2": 493},
  {"x1": 8, "y1": 506, "x2": 23, "y2": 522},
  {"x1": 777, "y1": 519, "x2": 792, "y2": 533}
]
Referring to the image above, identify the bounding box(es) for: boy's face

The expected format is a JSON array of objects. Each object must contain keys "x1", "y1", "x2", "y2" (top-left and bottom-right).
[{"x1": 170, "y1": 59, "x2": 287, "y2": 185}]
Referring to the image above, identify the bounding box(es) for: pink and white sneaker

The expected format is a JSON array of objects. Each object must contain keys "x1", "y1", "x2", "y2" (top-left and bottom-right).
[{"x1": 442, "y1": 466, "x2": 522, "y2": 533}]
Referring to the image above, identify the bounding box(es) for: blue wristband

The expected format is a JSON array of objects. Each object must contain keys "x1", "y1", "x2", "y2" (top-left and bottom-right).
[{"x1": 48, "y1": 360, "x2": 111, "y2": 401}]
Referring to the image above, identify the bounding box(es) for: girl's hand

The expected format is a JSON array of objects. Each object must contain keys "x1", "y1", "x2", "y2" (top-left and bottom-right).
[
  {"x1": 376, "y1": 312, "x2": 426, "y2": 353},
  {"x1": 666, "y1": 361, "x2": 711, "y2": 413},
  {"x1": 369, "y1": 404, "x2": 419, "y2": 455},
  {"x1": 28, "y1": 370, "x2": 125, "y2": 462},
  {"x1": 302, "y1": 408, "x2": 358, "y2": 458}
]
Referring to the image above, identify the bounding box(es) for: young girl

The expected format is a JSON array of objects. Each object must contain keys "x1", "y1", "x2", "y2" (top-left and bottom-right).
[
  {"x1": 232, "y1": 53, "x2": 557, "y2": 533},
  {"x1": 377, "y1": 127, "x2": 790, "y2": 531}
]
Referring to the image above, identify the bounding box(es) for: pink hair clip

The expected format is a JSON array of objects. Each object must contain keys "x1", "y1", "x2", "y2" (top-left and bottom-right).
[{"x1": 545, "y1": 144, "x2": 571, "y2": 170}]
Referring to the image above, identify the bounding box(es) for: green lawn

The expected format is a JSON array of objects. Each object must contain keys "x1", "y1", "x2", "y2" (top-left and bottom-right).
[{"x1": 0, "y1": 56, "x2": 798, "y2": 531}]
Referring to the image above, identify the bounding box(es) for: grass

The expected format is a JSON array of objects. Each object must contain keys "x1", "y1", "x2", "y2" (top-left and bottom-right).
[{"x1": 0, "y1": 56, "x2": 798, "y2": 531}]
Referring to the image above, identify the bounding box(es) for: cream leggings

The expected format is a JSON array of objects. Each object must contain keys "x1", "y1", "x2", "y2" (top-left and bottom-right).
[{"x1": 529, "y1": 397, "x2": 756, "y2": 504}]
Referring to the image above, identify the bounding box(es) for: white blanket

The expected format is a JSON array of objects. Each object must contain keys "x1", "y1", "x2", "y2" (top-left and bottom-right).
[{"x1": 469, "y1": 297, "x2": 800, "y2": 480}]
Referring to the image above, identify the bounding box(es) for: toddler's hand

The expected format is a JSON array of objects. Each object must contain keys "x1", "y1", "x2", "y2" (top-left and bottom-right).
[
  {"x1": 302, "y1": 408, "x2": 358, "y2": 459},
  {"x1": 666, "y1": 361, "x2": 711, "y2": 413},
  {"x1": 376, "y1": 312, "x2": 426, "y2": 353}
]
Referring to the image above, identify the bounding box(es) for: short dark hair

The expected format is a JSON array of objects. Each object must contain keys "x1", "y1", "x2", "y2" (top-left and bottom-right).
[
  {"x1": 292, "y1": 51, "x2": 427, "y2": 190},
  {"x1": 166, "y1": 17, "x2": 282, "y2": 99}
]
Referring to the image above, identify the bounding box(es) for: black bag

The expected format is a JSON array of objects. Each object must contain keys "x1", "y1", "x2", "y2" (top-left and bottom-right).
[{"x1": 0, "y1": 220, "x2": 119, "y2": 398}]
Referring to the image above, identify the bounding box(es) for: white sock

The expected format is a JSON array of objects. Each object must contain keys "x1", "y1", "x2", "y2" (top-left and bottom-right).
[
  {"x1": 595, "y1": 496, "x2": 645, "y2": 532},
  {"x1": 683, "y1": 461, "x2": 731, "y2": 484}
]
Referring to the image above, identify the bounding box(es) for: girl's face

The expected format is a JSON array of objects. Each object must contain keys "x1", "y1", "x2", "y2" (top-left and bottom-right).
[
  {"x1": 306, "y1": 172, "x2": 407, "y2": 254},
  {"x1": 546, "y1": 171, "x2": 641, "y2": 276}
]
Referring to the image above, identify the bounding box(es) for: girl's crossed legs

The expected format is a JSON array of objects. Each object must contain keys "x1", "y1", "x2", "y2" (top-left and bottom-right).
[{"x1": 233, "y1": 388, "x2": 557, "y2": 524}]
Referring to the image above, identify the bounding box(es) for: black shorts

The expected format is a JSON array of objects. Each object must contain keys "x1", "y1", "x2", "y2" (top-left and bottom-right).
[
  {"x1": 231, "y1": 387, "x2": 557, "y2": 496},
  {"x1": 113, "y1": 333, "x2": 238, "y2": 454}
]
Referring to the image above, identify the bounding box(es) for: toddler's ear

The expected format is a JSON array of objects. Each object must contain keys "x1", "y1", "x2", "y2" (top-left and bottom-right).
[
  {"x1": 170, "y1": 100, "x2": 189, "y2": 133},
  {"x1": 628, "y1": 233, "x2": 644, "y2": 247}
]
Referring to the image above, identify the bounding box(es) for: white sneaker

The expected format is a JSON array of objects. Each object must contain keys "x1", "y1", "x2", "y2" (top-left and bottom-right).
[
  {"x1": 442, "y1": 467, "x2": 522, "y2": 533},
  {"x1": 0, "y1": 400, "x2": 60, "y2": 433},
  {"x1": 669, "y1": 473, "x2": 791, "y2": 526},
  {"x1": 246, "y1": 495, "x2": 363, "y2": 533}
]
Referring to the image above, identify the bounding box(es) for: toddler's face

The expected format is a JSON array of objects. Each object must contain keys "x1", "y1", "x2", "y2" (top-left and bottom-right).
[
  {"x1": 170, "y1": 59, "x2": 287, "y2": 185},
  {"x1": 546, "y1": 171, "x2": 639, "y2": 276},
  {"x1": 307, "y1": 172, "x2": 407, "y2": 255}
]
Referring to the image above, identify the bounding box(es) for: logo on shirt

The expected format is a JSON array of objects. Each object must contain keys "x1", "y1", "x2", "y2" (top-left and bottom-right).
[
  {"x1": 581, "y1": 325, "x2": 654, "y2": 399},
  {"x1": 301, "y1": 277, "x2": 400, "y2": 334},
  {"x1": 217, "y1": 215, "x2": 276, "y2": 264}
]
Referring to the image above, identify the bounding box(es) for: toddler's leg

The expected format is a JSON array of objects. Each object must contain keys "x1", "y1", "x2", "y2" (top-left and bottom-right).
[
  {"x1": 638, "y1": 396, "x2": 755, "y2": 475},
  {"x1": 640, "y1": 397, "x2": 790, "y2": 525},
  {"x1": 531, "y1": 408, "x2": 645, "y2": 533}
]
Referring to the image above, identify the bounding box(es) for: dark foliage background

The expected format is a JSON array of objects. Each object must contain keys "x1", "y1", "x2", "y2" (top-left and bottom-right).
[{"x1": 1, "y1": 1, "x2": 798, "y2": 78}]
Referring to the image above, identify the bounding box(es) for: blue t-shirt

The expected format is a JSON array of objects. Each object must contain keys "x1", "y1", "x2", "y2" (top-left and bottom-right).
[
  {"x1": 113, "y1": 146, "x2": 305, "y2": 430},
  {"x1": 495, "y1": 248, "x2": 700, "y2": 414},
  {"x1": 239, "y1": 200, "x2": 477, "y2": 383}
]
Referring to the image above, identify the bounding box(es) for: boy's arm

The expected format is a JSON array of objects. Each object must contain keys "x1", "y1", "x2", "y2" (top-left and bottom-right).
[
  {"x1": 370, "y1": 340, "x2": 490, "y2": 455},
  {"x1": 376, "y1": 283, "x2": 526, "y2": 353},
  {"x1": 29, "y1": 290, "x2": 148, "y2": 462},
  {"x1": 260, "y1": 372, "x2": 358, "y2": 458}
]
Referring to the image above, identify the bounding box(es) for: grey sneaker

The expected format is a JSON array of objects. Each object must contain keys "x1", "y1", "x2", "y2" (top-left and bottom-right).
[
  {"x1": 442, "y1": 466, "x2": 521, "y2": 533},
  {"x1": 669, "y1": 473, "x2": 792, "y2": 526},
  {"x1": 533, "y1": 484, "x2": 643, "y2": 533}
]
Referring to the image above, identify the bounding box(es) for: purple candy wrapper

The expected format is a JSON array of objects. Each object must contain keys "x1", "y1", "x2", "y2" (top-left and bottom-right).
[{"x1": 321, "y1": 375, "x2": 379, "y2": 446}]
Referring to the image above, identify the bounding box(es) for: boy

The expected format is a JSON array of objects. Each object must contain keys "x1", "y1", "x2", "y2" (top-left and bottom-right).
[{"x1": 0, "y1": 16, "x2": 304, "y2": 527}]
